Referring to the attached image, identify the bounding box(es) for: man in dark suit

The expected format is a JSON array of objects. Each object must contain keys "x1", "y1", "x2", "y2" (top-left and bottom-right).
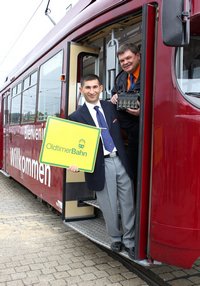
[
  {"x1": 68, "y1": 74, "x2": 135, "y2": 259},
  {"x1": 111, "y1": 43, "x2": 140, "y2": 192}
]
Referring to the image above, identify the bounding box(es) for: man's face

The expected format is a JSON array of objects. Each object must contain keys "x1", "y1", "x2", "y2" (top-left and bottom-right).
[
  {"x1": 80, "y1": 79, "x2": 103, "y2": 104},
  {"x1": 118, "y1": 49, "x2": 140, "y2": 73}
]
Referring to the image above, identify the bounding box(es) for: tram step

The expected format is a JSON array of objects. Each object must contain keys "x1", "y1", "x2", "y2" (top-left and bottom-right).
[
  {"x1": 64, "y1": 217, "x2": 131, "y2": 261},
  {"x1": 0, "y1": 170, "x2": 10, "y2": 177},
  {"x1": 82, "y1": 199, "x2": 120, "y2": 214},
  {"x1": 82, "y1": 199, "x2": 100, "y2": 209}
]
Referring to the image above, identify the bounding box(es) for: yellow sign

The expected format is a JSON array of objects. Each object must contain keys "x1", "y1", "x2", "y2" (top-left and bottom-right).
[{"x1": 39, "y1": 116, "x2": 100, "y2": 173}]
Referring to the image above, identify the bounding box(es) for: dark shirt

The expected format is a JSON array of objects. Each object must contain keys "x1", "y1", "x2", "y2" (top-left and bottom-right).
[{"x1": 111, "y1": 70, "x2": 140, "y2": 129}]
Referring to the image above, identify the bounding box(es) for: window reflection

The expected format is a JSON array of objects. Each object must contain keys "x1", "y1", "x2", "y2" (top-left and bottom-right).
[
  {"x1": 22, "y1": 86, "x2": 37, "y2": 122},
  {"x1": 10, "y1": 82, "x2": 22, "y2": 124},
  {"x1": 38, "y1": 51, "x2": 63, "y2": 121},
  {"x1": 22, "y1": 72, "x2": 37, "y2": 123},
  {"x1": 176, "y1": 18, "x2": 200, "y2": 108}
]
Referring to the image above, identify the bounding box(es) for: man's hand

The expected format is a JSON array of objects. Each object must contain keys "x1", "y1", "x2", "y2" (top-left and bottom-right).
[
  {"x1": 126, "y1": 107, "x2": 140, "y2": 116},
  {"x1": 126, "y1": 100, "x2": 140, "y2": 116},
  {"x1": 67, "y1": 166, "x2": 79, "y2": 172},
  {"x1": 111, "y1": 95, "x2": 140, "y2": 116},
  {"x1": 110, "y1": 93, "x2": 118, "y2": 104}
]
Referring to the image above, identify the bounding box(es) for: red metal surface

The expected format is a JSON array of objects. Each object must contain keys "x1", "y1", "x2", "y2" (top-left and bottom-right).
[
  {"x1": 0, "y1": 96, "x2": 2, "y2": 169},
  {"x1": 7, "y1": 124, "x2": 63, "y2": 212},
  {"x1": 136, "y1": 4, "x2": 156, "y2": 260},
  {"x1": 149, "y1": 0, "x2": 200, "y2": 268},
  {"x1": 193, "y1": 1, "x2": 200, "y2": 15}
]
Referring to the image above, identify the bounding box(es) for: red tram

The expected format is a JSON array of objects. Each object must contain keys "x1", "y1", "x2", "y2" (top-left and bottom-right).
[{"x1": 0, "y1": 0, "x2": 199, "y2": 268}]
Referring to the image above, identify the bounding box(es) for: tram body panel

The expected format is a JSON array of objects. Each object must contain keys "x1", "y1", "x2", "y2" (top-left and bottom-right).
[
  {"x1": 2, "y1": 93, "x2": 11, "y2": 173},
  {"x1": 6, "y1": 123, "x2": 63, "y2": 212},
  {"x1": 149, "y1": 5, "x2": 200, "y2": 267},
  {"x1": 0, "y1": 96, "x2": 3, "y2": 169}
]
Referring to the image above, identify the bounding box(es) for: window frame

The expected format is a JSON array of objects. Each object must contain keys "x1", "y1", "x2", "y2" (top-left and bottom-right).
[
  {"x1": 37, "y1": 49, "x2": 64, "y2": 122},
  {"x1": 21, "y1": 70, "x2": 38, "y2": 124}
]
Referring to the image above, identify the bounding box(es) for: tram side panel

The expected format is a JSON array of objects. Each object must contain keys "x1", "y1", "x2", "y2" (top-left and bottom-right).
[
  {"x1": 7, "y1": 123, "x2": 64, "y2": 212},
  {"x1": 149, "y1": 8, "x2": 200, "y2": 267},
  {"x1": 0, "y1": 96, "x2": 3, "y2": 169}
]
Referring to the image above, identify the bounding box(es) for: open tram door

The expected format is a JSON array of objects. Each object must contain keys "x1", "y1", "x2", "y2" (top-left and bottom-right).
[
  {"x1": 134, "y1": 4, "x2": 156, "y2": 263},
  {"x1": 63, "y1": 42, "x2": 100, "y2": 222}
]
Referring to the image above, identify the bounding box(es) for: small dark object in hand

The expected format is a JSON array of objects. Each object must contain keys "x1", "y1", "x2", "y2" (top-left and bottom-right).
[{"x1": 117, "y1": 91, "x2": 140, "y2": 110}]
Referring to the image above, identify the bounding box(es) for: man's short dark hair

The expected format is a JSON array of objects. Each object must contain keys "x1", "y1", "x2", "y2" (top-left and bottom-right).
[
  {"x1": 117, "y1": 43, "x2": 140, "y2": 56},
  {"x1": 80, "y1": 74, "x2": 101, "y2": 86}
]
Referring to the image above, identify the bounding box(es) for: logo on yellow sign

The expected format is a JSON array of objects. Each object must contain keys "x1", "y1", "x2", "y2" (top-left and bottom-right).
[{"x1": 46, "y1": 139, "x2": 88, "y2": 157}]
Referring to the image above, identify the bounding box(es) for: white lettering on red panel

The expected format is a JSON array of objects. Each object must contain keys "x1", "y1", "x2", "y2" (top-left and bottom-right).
[
  {"x1": 24, "y1": 126, "x2": 45, "y2": 140},
  {"x1": 10, "y1": 147, "x2": 51, "y2": 187}
]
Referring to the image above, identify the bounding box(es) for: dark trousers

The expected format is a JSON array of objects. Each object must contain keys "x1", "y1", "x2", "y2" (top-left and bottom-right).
[
  {"x1": 117, "y1": 110, "x2": 139, "y2": 198},
  {"x1": 125, "y1": 123, "x2": 139, "y2": 197}
]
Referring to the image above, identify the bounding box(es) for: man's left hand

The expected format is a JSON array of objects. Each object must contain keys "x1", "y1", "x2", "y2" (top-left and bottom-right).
[
  {"x1": 126, "y1": 100, "x2": 140, "y2": 116},
  {"x1": 126, "y1": 108, "x2": 140, "y2": 116}
]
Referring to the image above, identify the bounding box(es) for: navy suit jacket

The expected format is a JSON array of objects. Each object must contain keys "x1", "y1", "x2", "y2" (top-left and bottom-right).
[{"x1": 68, "y1": 100, "x2": 131, "y2": 191}]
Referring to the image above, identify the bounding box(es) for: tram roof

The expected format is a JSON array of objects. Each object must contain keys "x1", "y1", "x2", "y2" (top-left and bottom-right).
[{"x1": 1, "y1": 0, "x2": 128, "y2": 91}]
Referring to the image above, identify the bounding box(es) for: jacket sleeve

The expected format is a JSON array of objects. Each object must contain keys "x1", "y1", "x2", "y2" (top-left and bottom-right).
[
  {"x1": 68, "y1": 112, "x2": 78, "y2": 122},
  {"x1": 112, "y1": 71, "x2": 128, "y2": 95}
]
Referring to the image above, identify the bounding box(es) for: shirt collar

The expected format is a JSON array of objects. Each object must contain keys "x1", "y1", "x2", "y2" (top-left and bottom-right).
[
  {"x1": 85, "y1": 100, "x2": 101, "y2": 112},
  {"x1": 132, "y1": 64, "x2": 140, "y2": 82}
]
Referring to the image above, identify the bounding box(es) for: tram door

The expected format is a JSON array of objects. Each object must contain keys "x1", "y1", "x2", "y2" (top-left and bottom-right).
[
  {"x1": 63, "y1": 6, "x2": 158, "y2": 259},
  {"x1": 64, "y1": 42, "x2": 100, "y2": 220},
  {"x1": 134, "y1": 4, "x2": 157, "y2": 261},
  {"x1": 2, "y1": 92, "x2": 10, "y2": 173}
]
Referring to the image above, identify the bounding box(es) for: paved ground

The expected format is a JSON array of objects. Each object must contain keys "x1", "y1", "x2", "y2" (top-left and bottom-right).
[
  {"x1": 0, "y1": 173, "x2": 148, "y2": 286},
  {"x1": 148, "y1": 260, "x2": 200, "y2": 286},
  {"x1": 2, "y1": 173, "x2": 200, "y2": 286}
]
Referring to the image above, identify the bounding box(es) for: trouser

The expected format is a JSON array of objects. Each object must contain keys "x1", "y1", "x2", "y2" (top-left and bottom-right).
[
  {"x1": 96, "y1": 156, "x2": 135, "y2": 248},
  {"x1": 126, "y1": 123, "x2": 139, "y2": 195}
]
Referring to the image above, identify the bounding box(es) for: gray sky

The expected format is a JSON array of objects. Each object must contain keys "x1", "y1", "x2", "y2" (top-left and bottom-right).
[{"x1": 0, "y1": 0, "x2": 79, "y2": 86}]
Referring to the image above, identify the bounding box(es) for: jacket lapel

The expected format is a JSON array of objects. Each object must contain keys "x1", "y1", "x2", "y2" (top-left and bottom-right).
[
  {"x1": 79, "y1": 103, "x2": 96, "y2": 126},
  {"x1": 79, "y1": 102, "x2": 112, "y2": 130},
  {"x1": 100, "y1": 101, "x2": 112, "y2": 129}
]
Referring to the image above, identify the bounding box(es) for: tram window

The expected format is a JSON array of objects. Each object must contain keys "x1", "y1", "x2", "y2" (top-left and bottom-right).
[
  {"x1": 23, "y1": 77, "x2": 30, "y2": 90},
  {"x1": 175, "y1": 16, "x2": 200, "y2": 108},
  {"x1": 3, "y1": 92, "x2": 10, "y2": 125},
  {"x1": 80, "y1": 16, "x2": 142, "y2": 99},
  {"x1": 10, "y1": 82, "x2": 22, "y2": 124},
  {"x1": 31, "y1": 71, "x2": 37, "y2": 85},
  {"x1": 38, "y1": 50, "x2": 63, "y2": 121},
  {"x1": 7, "y1": 94, "x2": 11, "y2": 122},
  {"x1": 12, "y1": 86, "x2": 17, "y2": 96},
  {"x1": 17, "y1": 83, "x2": 22, "y2": 94},
  {"x1": 77, "y1": 54, "x2": 100, "y2": 106},
  {"x1": 22, "y1": 71, "x2": 37, "y2": 123},
  {"x1": 82, "y1": 54, "x2": 99, "y2": 77}
]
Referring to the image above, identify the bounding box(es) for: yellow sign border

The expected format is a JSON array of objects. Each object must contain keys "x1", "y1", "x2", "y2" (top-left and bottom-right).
[{"x1": 39, "y1": 116, "x2": 100, "y2": 173}]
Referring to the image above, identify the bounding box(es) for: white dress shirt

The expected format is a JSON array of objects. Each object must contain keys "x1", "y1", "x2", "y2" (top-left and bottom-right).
[{"x1": 85, "y1": 101, "x2": 117, "y2": 156}]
